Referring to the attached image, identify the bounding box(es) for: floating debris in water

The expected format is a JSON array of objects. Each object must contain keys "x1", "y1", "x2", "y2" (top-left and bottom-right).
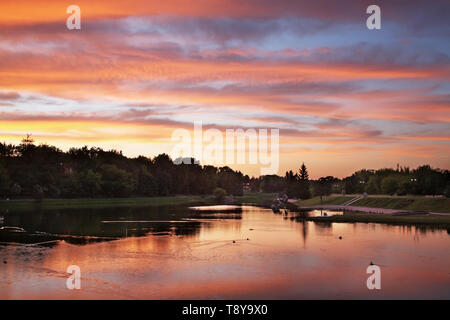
[
  {"x1": 101, "y1": 220, "x2": 191, "y2": 223},
  {"x1": 0, "y1": 226, "x2": 26, "y2": 233},
  {"x1": 189, "y1": 205, "x2": 242, "y2": 213}
]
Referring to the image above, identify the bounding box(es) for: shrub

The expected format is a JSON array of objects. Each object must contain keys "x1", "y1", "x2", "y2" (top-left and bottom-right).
[
  {"x1": 213, "y1": 187, "x2": 227, "y2": 203},
  {"x1": 381, "y1": 176, "x2": 398, "y2": 195}
]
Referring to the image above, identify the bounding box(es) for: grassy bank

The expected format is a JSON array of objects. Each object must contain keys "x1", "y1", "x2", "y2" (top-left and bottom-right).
[
  {"x1": 302, "y1": 213, "x2": 450, "y2": 228},
  {"x1": 235, "y1": 192, "x2": 278, "y2": 206},
  {"x1": 0, "y1": 192, "x2": 278, "y2": 211},
  {"x1": 352, "y1": 196, "x2": 450, "y2": 212},
  {"x1": 295, "y1": 195, "x2": 354, "y2": 206},
  {"x1": 0, "y1": 196, "x2": 210, "y2": 211},
  {"x1": 295, "y1": 195, "x2": 449, "y2": 213}
]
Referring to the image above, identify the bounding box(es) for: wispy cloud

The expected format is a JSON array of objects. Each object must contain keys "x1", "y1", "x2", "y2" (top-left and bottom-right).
[{"x1": 0, "y1": 0, "x2": 449, "y2": 177}]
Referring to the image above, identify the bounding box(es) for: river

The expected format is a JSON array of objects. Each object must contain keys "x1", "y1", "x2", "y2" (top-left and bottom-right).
[{"x1": 0, "y1": 205, "x2": 449, "y2": 299}]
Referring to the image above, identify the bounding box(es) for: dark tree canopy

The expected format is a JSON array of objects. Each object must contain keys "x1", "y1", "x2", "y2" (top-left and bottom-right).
[
  {"x1": 249, "y1": 163, "x2": 448, "y2": 198},
  {"x1": 0, "y1": 141, "x2": 244, "y2": 199},
  {"x1": 0, "y1": 140, "x2": 448, "y2": 199}
]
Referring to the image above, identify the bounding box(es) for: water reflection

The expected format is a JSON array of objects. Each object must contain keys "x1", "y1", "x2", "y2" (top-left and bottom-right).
[
  {"x1": 0, "y1": 205, "x2": 449, "y2": 299},
  {"x1": 299, "y1": 209, "x2": 344, "y2": 217},
  {"x1": 189, "y1": 205, "x2": 242, "y2": 213},
  {"x1": 0, "y1": 205, "x2": 224, "y2": 245}
]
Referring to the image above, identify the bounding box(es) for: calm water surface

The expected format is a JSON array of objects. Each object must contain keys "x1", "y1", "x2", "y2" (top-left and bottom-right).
[{"x1": 0, "y1": 205, "x2": 449, "y2": 299}]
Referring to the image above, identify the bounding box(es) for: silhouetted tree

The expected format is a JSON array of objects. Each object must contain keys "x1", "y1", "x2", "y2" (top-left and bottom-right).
[
  {"x1": 285, "y1": 170, "x2": 299, "y2": 198},
  {"x1": 0, "y1": 161, "x2": 10, "y2": 197},
  {"x1": 313, "y1": 176, "x2": 336, "y2": 197},
  {"x1": 0, "y1": 137, "x2": 448, "y2": 199},
  {"x1": 298, "y1": 163, "x2": 311, "y2": 199}
]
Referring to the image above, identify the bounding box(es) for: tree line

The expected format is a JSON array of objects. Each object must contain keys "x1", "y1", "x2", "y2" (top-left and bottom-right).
[
  {"x1": 0, "y1": 137, "x2": 448, "y2": 199},
  {"x1": 0, "y1": 136, "x2": 245, "y2": 199},
  {"x1": 250, "y1": 163, "x2": 449, "y2": 199}
]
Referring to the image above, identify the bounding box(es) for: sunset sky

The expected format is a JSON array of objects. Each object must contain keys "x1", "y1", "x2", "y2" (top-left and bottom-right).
[{"x1": 0, "y1": 0, "x2": 449, "y2": 178}]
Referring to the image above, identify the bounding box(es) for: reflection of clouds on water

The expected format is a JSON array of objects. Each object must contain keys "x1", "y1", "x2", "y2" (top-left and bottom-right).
[
  {"x1": 0, "y1": 205, "x2": 214, "y2": 244},
  {"x1": 0, "y1": 205, "x2": 449, "y2": 299},
  {"x1": 0, "y1": 204, "x2": 245, "y2": 245}
]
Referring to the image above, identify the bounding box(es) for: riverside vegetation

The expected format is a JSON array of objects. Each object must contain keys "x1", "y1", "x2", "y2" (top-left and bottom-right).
[{"x1": 0, "y1": 137, "x2": 448, "y2": 217}]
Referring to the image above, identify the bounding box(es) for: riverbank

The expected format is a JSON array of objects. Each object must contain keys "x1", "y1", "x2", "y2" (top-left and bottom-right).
[
  {"x1": 297, "y1": 195, "x2": 450, "y2": 213},
  {"x1": 2, "y1": 193, "x2": 449, "y2": 227},
  {"x1": 351, "y1": 196, "x2": 450, "y2": 212},
  {"x1": 294, "y1": 195, "x2": 450, "y2": 227},
  {"x1": 0, "y1": 196, "x2": 209, "y2": 211},
  {"x1": 300, "y1": 212, "x2": 450, "y2": 228},
  {"x1": 0, "y1": 192, "x2": 277, "y2": 211},
  {"x1": 298, "y1": 204, "x2": 450, "y2": 216},
  {"x1": 295, "y1": 195, "x2": 355, "y2": 206}
]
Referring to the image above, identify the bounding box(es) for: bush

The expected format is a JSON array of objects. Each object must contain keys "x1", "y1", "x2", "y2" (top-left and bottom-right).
[
  {"x1": 77, "y1": 170, "x2": 102, "y2": 197},
  {"x1": 213, "y1": 187, "x2": 227, "y2": 203},
  {"x1": 32, "y1": 184, "x2": 44, "y2": 201},
  {"x1": 396, "y1": 180, "x2": 410, "y2": 196},
  {"x1": 381, "y1": 176, "x2": 398, "y2": 195},
  {"x1": 0, "y1": 163, "x2": 10, "y2": 196},
  {"x1": 100, "y1": 164, "x2": 136, "y2": 197},
  {"x1": 365, "y1": 176, "x2": 380, "y2": 194},
  {"x1": 10, "y1": 183, "x2": 22, "y2": 198},
  {"x1": 445, "y1": 184, "x2": 450, "y2": 198}
]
